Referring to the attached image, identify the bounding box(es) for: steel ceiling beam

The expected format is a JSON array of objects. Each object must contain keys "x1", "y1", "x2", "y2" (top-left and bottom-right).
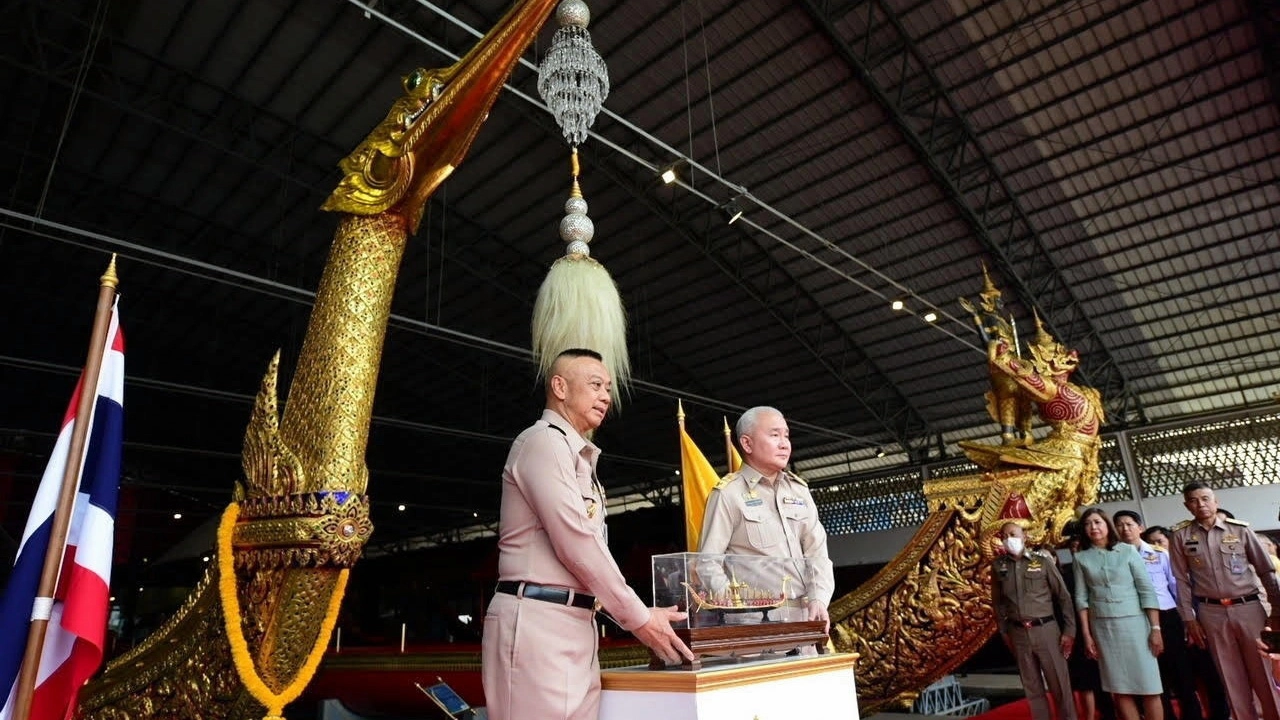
[
  {"x1": 563, "y1": 133, "x2": 934, "y2": 454},
  {"x1": 1245, "y1": 0, "x2": 1280, "y2": 139},
  {"x1": 798, "y1": 0, "x2": 1147, "y2": 428}
]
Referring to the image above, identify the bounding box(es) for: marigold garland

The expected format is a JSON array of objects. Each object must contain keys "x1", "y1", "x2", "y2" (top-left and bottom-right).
[{"x1": 218, "y1": 502, "x2": 349, "y2": 720}]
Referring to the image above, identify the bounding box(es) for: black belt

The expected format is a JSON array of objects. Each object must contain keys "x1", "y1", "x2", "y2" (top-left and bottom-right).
[
  {"x1": 1196, "y1": 593, "x2": 1259, "y2": 606},
  {"x1": 1012, "y1": 615, "x2": 1056, "y2": 628},
  {"x1": 496, "y1": 581, "x2": 598, "y2": 610}
]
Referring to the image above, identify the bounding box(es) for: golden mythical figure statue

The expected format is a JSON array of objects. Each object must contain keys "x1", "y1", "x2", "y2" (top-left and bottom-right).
[
  {"x1": 827, "y1": 272, "x2": 1104, "y2": 711},
  {"x1": 75, "y1": 1, "x2": 559, "y2": 717},
  {"x1": 959, "y1": 264, "x2": 1034, "y2": 447}
]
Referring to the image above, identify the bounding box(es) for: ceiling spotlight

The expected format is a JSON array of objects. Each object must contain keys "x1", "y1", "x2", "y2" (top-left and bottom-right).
[
  {"x1": 659, "y1": 160, "x2": 681, "y2": 185},
  {"x1": 721, "y1": 197, "x2": 745, "y2": 225},
  {"x1": 875, "y1": 448, "x2": 886, "y2": 458},
  {"x1": 172, "y1": 513, "x2": 182, "y2": 520},
  {"x1": 923, "y1": 311, "x2": 938, "y2": 323},
  {"x1": 397, "y1": 504, "x2": 406, "y2": 512},
  {"x1": 891, "y1": 299, "x2": 906, "y2": 311}
]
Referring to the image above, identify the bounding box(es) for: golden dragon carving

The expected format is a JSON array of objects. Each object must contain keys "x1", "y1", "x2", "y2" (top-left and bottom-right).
[
  {"x1": 75, "y1": 1, "x2": 558, "y2": 717},
  {"x1": 828, "y1": 276, "x2": 1103, "y2": 712}
]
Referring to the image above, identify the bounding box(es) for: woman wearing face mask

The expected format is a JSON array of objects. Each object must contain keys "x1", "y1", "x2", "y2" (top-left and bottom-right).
[
  {"x1": 1073, "y1": 507, "x2": 1163, "y2": 720},
  {"x1": 992, "y1": 521, "x2": 1079, "y2": 720}
]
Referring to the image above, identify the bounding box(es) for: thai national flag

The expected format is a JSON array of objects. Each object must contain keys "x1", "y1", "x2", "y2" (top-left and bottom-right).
[{"x1": 0, "y1": 300, "x2": 124, "y2": 720}]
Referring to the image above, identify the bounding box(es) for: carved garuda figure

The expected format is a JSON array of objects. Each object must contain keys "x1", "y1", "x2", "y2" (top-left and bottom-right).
[
  {"x1": 75, "y1": 1, "x2": 559, "y2": 718},
  {"x1": 959, "y1": 311, "x2": 1104, "y2": 544},
  {"x1": 828, "y1": 274, "x2": 1103, "y2": 711}
]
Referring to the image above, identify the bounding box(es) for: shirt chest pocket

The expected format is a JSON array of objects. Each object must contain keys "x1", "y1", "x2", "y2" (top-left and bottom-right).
[
  {"x1": 1021, "y1": 565, "x2": 1049, "y2": 587},
  {"x1": 781, "y1": 505, "x2": 808, "y2": 524},
  {"x1": 576, "y1": 469, "x2": 603, "y2": 526},
  {"x1": 1217, "y1": 544, "x2": 1246, "y2": 574},
  {"x1": 743, "y1": 509, "x2": 779, "y2": 550}
]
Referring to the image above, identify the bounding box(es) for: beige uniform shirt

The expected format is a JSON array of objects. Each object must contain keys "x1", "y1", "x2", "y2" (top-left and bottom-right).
[
  {"x1": 991, "y1": 549, "x2": 1077, "y2": 636},
  {"x1": 495, "y1": 409, "x2": 650, "y2": 630},
  {"x1": 1169, "y1": 516, "x2": 1280, "y2": 622},
  {"x1": 697, "y1": 466, "x2": 835, "y2": 605}
]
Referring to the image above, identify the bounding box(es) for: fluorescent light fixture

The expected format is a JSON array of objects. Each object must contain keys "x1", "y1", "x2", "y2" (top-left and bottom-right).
[{"x1": 722, "y1": 197, "x2": 745, "y2": 224}]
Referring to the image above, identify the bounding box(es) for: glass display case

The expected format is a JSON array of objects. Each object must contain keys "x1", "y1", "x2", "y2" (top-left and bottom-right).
[{"x1": 652, "y1": 552, "x2": 814, "y2": 629}]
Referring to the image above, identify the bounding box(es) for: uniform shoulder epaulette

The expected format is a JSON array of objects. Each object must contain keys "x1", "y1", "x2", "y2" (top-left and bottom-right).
[
  {"x1": 1032, "y1": 548, "x2": 1054, "y2": 558},
  {"x1": 1225, "y1": 517, "x2": 1250, "y2": 527},
  {"x1": 789, "y1": 472, "x2": 808, "y2": 486},
  {"x1": 1152, "y1": 545, "x2": 1167, "y2": 553},
  {"x1": 712, "y1": 472, "x2": 738, "y2": 491},
  {"x1": 1170, "y1": 519, "x2": 1192, "y2": 532}
]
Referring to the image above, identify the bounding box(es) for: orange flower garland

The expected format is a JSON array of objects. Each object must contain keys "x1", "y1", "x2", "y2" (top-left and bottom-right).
[{"x1": 217, "y1": 502, "x2": 348, "y2": 719}]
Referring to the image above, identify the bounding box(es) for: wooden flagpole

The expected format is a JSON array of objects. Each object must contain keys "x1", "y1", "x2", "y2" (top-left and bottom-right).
[{"x1": 12, "y1": 255, "x2": 119, "y2": 720}]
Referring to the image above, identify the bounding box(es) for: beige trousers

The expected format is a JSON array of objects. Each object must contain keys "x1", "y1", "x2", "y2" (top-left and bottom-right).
[
  {"x1": 1198, "y1": 602, "x2": 1280, "y2": 720},
  {"x1": 482, "y1": 592, "x2": 600, "y2": 720}
]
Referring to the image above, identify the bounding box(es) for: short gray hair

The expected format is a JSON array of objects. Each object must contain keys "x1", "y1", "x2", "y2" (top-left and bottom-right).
[{"x1": 736, "y1": 406, "x2": 783, "y2": 439}]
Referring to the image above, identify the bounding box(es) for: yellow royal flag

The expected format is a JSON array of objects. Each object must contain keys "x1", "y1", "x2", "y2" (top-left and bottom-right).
[
  {"x1": 724, "y1": 416, "x2": 743, "y2": 473},
  {"x1": 680, "y1": 423, "x2": 721, "y2": 552}
]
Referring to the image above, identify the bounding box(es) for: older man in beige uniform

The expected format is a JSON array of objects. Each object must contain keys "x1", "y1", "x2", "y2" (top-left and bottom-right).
[
  {"x1": 481, "y1": 349, "x2": 692, "y2": 720},
  {"x1": 1170, "y1": 482, "x2": 1280, "y2": 720},
  {"x1": 697, "y1": 406, "x2": 834, "y2": 628}
]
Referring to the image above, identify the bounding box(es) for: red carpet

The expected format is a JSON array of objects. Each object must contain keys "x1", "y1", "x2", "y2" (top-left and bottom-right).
[{"x1": 970, "y1": 698, "x2": 1033, "y2": 720}]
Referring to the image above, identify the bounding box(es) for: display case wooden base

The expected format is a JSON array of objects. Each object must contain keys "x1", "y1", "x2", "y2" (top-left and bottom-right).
[{"x1": 647, "y1": 619, "x2": 830, "y2": 670}]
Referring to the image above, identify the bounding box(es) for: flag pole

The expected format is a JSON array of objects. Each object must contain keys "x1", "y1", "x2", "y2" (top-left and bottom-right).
[
  {"x1": 676, "y1": 399, "x2": 688, "y2": 544},
  {"x1": 12, "y1": 255, "x2": 119, "y2": 720},
  {"x1": 723, "y1": 416, "x2": 733, "y2": 472}
]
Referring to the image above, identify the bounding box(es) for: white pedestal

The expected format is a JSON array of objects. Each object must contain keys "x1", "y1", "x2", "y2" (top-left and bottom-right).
[{"x1": 599, "y1": 653, "x2": 859, "y2": 720}]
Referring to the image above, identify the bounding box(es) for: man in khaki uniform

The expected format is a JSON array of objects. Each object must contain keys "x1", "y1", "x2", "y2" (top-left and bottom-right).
[
  {"x1": 697, "y1": 406, "x2": 834, "y2": 628},
  {"x1": 481, "y1": 349, "x2": 692, "y2": 720},
  {"x1": 992, "y1": 521, "x2": 1078, "y2": 720},
  {"x1": 1170, "y1": 482, "x2": 1280, "y2": 720}
]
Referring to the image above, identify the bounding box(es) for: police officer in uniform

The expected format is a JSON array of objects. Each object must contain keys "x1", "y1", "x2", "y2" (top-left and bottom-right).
[
  {"x1": 697, "y1": 406, "x2": 834, "y2": 628},
  {"x1": 1169, "y1": 482, "x2": 1280, "y2": 720},
  {"x1": 992, "y1": 520, "x2": 1078, "y2": 720},
  {"x1": 481, "y1": 349, "x2": 692, "y2": 720}
]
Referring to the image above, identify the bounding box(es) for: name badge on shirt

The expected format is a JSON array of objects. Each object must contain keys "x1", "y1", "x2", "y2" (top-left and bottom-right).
[
  {"x1": 782, "y1": 497, "x2": 806, "y2": 507},
  {"x1": 1230, "y1": 553, "x2": 1246, "y2": 576},
  {"x1": 744, "y1": 492, "x2": 764, "y2": 507}
]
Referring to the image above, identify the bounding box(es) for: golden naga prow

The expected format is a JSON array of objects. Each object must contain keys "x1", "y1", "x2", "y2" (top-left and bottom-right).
[
  {"x1": 75, "y1": 1, "x2": 559, "y2": 718},
  {"x1": 827, "y1": 274, "x2": 1103, "y2": 712}
]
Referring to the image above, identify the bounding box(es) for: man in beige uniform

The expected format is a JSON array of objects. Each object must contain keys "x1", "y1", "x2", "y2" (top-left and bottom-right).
[
  {"x1": 697, "y1": 406, "x2": 834, "y2": 628},
  {"x1": 992, "y1": 521, "x2": 1077, "y2": 720},
  {"x1": 481, "y1": 349, "x2": 692, "y2": 720},
  {"x1": 1170, "y1": 482, "x2": 1280, "y2": 720}
]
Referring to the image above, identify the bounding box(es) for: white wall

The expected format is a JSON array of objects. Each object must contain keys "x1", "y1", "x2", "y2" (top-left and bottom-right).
[{"x1": 827, "y1": 485, "x2": 1280, "y2": 569}]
